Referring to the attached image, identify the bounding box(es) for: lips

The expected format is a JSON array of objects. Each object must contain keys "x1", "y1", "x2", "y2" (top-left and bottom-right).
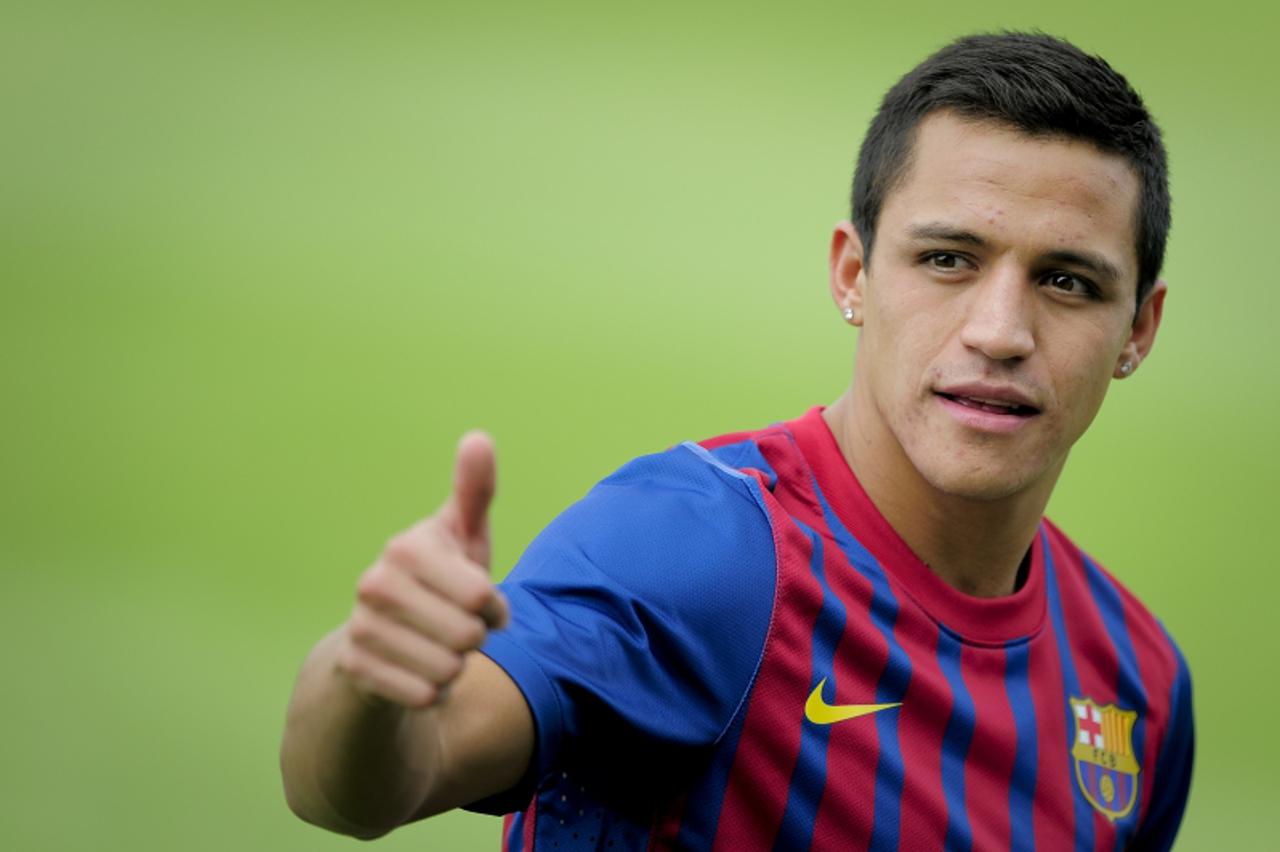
[{"x1": 934, "y1": 383, "x2": 1041, "y2": 417}]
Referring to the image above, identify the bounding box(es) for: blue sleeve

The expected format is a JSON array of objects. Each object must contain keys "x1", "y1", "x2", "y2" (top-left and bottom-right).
[
  {"x1": 1131, "y1": 637, "x2": 1195, "y2": 851},
  {"x1": 469, "y1": 443, "x2": 778, "y2": 814}
]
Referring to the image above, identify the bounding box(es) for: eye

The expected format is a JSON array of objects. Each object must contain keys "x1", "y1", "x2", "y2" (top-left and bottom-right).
[
  {"x1": 923, "y1": 252, "x2": 972, "y2": 272},
  {"x1": 1043, "y1": 272, "x2": 1096, "y2": 297}
]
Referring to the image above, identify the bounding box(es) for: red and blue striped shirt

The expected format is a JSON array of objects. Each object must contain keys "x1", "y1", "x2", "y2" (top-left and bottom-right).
[{"x1": 476, "y1": 407, "x2": 1193, "y2": 850}]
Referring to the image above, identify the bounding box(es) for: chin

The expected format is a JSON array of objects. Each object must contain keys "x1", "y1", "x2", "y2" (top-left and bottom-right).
[{"x1": 915, "y1": 456, "x2": 1046, "y2": 503}]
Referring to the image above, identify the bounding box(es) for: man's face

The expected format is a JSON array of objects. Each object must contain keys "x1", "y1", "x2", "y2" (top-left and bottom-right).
[{"x1": 833, "y1": 112, "x2": 1165, "y2": 502}]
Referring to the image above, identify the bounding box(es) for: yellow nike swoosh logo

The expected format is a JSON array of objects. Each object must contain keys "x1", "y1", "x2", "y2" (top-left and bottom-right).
[{"x1": 804, "y1": 678, "x2": 901, "y2": 725}]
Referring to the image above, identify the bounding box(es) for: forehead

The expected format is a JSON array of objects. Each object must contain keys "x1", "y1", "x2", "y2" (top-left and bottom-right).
[{"x1": 882, "y1": 112, "x2": 1141, "y2": 277}]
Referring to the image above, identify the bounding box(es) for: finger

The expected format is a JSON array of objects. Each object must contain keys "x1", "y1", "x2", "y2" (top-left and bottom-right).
[
  {"x1": 336, "y1": 643, "x2": 439, "y2": 709},
  {"x1": 479, "y1": 587, "x2": 510, "y2": 631},
  {"x1": 359, "y1": 566, "x2": 489, "y2": 651},
  {"x1": 347, "y1": 610, "x2": 466, "y2": 685},
  {"x1": 449, "y1": 430, "x2": 496, "y2": 549},
  {"x1": 382, "y1": 526, "x2": 499, "y2": 618}
]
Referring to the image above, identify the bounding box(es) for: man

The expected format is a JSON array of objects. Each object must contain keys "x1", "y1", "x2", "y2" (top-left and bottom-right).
[{"x1": 281, "y1": 32, "x2": 1194, "y2": 850}]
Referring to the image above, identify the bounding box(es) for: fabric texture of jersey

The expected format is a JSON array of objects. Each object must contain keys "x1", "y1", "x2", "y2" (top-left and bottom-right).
[{"x1": 473, "y1": 407, "x2": 1194, "y2": 851}]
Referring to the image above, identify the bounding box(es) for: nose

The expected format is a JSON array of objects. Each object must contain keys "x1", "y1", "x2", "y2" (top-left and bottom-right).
[{"x1": 958, "y1": 265, "x2": 1036, "y2": 363}]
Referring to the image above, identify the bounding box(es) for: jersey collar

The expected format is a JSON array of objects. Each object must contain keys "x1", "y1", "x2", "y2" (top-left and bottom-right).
[{"x1": 787, "y1": 406, "x2": 1047, "y2": 644}]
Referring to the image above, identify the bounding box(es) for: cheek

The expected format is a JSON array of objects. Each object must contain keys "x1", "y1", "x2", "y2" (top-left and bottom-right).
[
  {"x1": 865, "y1": 325, "x2": 936, "y2": 418},
  {"x1": 1051, "y1": 352, "x2": 1116, "y2": 438},
  {"x1": 866, "y1": 286, "x2": 946, "y2": 375},
  {"x1": 1042, "y1": 311, "x2": 1130, "y2": 424}
]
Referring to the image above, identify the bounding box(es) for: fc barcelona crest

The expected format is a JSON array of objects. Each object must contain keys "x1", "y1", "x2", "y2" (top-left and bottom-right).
[{"x1": 1069, "y1": 696, "x2": 1141, "y2": 820}]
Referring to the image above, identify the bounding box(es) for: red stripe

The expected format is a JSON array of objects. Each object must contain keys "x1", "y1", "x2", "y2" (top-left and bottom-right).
[
  {"x1": 522, "y1": 796, "x2": 537, "y2": 850},
  {"x1": 892, "y1": 615, "x2": 949, "y2": 851},
  {"x1": 711, "y1": 450, "x2": 825, "y2": 848},
  {"x1": 960, "y1": 644, "x2": 1014, "y2": 851},
  {"x1": 1025, "y1": 602, "x2": 1072, "y2": 849}
]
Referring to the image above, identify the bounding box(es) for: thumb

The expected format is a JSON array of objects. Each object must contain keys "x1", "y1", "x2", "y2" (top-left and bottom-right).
[{"x1": 448, "y1": 430, "x2": 497, "y2": 560}]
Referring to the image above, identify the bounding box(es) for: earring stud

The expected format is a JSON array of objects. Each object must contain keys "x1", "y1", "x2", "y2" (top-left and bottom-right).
[
  {"x1": 842, "y1": 307, "x2": 855, "y2": 322},
  {"x1": 1120, "y1": 361, "x2": 1133, "y2": 375}
]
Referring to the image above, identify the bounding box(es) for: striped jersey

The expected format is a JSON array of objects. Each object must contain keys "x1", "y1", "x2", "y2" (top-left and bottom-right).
[{"x1": 474, "y1": 407, "x2": 1194, "y2": 850}]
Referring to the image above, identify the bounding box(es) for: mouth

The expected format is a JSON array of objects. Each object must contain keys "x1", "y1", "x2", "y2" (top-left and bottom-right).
[{"x1": 934, "y1": 391, "x2": 1040, "y2": 418}]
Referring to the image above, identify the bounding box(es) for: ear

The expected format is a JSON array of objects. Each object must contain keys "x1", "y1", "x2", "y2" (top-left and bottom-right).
[
  {"x1": 1115, "y1": 279, "x2": 1167, "y2": 378},
  {"x1": 829, "y1": 220, "x2": 868, "y2": 327}
]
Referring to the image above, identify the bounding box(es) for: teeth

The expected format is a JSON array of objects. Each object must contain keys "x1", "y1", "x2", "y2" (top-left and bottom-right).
[
  {"x1": 951, "y1": 394, "x2": 1015, "y2": 408},
  {"x1": 940, "y1": 391, "x2": 1035, "y2": 413},
  {"x1": 971, "y1": 397, "x2": 1017, "y2": 409}
]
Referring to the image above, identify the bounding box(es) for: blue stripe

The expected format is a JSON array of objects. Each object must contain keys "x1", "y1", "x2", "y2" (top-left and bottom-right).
[
  {"x1": 1081, "y1": 556, "x2": 1148, "y2": 847},
  {"x1": 1004, "y1": 641, "x2": 1038, "y2": 852},
  {"x1": 773, "y1": 526, "x2": 843, "y2": 851},
  {"x1": 1042, "y1": 531, "x2": 1094, "y2": 852},
  {"x1": 786, "y1": 432, "x2": 910, "y2": 851},
  {"x1": 937, "y1": 633, "x2": 975, "y2": 852}
]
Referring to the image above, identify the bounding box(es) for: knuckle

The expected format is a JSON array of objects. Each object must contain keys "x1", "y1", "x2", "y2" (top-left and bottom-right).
[
  {"x1": 407, "y1": 681, "x2": 438, "y2": 709},
  {"x1": 381, "y1": 531, "x2": 420, "y2": 567},
  {"x1": 457, "y1": 579, "x2": 493, "y2": 613},
  {"x1": 418, "y1": 519, "x2": 457, "y2": 555},
  {"x1": 437, "y1": 653, "x2": 464, "y2": 684},
  {"x1": 355, "y1": 568, "x2": 396, "y2": 607},
  {"x1": 346, "y1": 611, "x2": 377, "y2": 645},
  {"x1": 450, "y1": 617, "x2": 487, "y2": 650},
  {"x1": 334, "y1": 645, "x2": 363, "y2": 679}
]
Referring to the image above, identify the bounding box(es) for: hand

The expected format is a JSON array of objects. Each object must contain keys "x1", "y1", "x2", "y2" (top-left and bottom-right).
[{"x1": 335, "y1": 431, "x2": 510, "y2": 709}]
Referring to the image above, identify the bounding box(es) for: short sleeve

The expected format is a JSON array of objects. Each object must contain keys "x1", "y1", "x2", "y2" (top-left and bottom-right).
[
  {"x1": 1131, "y1": 636, "x2": 1195, "y2": 851},
  {"x1": 468, "y1": 443, "x2": 778, "y2": 813}
]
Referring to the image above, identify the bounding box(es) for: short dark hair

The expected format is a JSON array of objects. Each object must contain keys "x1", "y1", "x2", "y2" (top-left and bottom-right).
[{"x1": 851, "y1": 32, "x2": 1169, "y2": 310}]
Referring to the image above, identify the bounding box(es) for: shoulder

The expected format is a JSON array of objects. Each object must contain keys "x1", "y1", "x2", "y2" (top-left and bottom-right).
[{"x1": 504, "y1": 433, "x2": 784, "y2": 626}]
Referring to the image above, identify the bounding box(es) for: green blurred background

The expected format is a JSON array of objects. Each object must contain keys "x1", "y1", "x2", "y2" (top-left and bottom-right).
[{"x1": 3, "y1": 1, "x2": 1275, "y2": 849}]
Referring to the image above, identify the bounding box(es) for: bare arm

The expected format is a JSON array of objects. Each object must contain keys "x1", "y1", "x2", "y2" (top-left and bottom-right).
[{"x1": 279, "y1": 433, "x2": 534, "y2": 838}]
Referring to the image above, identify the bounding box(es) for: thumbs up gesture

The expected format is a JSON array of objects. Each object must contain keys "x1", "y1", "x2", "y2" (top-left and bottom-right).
[{"x1": 336, "y1": 432, "x2": 511, "y2": 709}]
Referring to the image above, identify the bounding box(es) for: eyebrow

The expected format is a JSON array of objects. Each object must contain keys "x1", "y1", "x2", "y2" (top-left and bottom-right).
[
  {"x1": 906, "y1": 222, "x2": 1124, "y2": 284},
  {"x1": 908, "y1": 223, "x2": 988, "y2": 247}
]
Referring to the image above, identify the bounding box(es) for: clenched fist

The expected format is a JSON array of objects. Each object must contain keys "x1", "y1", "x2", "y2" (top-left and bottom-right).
[{"x1": 335, "y1": 431, "x2": 510, "y2": 709}]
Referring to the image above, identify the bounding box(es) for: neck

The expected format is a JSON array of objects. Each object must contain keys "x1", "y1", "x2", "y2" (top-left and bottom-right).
[{"x1": 823, "y1": 390, "x2": 1058, "y2": 598}]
